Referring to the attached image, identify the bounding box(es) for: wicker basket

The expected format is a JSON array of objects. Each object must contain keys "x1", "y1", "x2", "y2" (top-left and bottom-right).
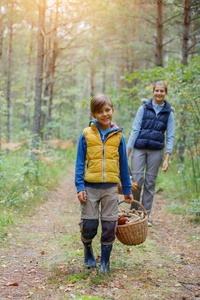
[{"x1": 116, "y1": 200, "x2": 148, "y2": 246}]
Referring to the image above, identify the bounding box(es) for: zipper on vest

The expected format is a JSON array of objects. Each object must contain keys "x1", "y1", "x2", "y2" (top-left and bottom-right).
[
  {"x1": 97, "y1": 129, "x2": 106, "y2": 182},
  {"x1": 101, "y1": 130, "x2": 120, "y2": 183},
  {"x1": 84, "y1": 159, "x2": 90, "y2": 177},
  {"x1": 103, "y1": 145, "x2": 105, "y2": 182}
]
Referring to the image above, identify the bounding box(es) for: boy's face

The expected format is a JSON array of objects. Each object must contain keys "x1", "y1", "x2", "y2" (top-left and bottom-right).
[
  {"x1": 152, "y1": 85, "x2": 167, "y2": 105},
  {"x1": 91, "y1": 103, "x2": 114, "y2": 130}
]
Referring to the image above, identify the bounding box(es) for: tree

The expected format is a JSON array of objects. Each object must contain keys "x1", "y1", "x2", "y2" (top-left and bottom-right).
[
  {"x1": 32, "y1": 0, "x2": 46, "y2": 149},
  {"x1": 182, "y1": 0, "x2": 200, "y2": 64},
  {"x1": 0, "y1": 0, "x2": 3, "y2": 153},
  {"x1": 6, "y1": 0, "x2": 14, "y2": 143},
  {"x1": 155, "y1": 0, "x2": 163, "y2": 67},
  {"x1": 182, "y1": 0, "x2": 190, "y2": 65},
  {"x1": 47, "y1": 0, "x2": 59, "y2": 139},
  {"x1": 25, "y1": 22, "x2": 33, "y2": 130}
]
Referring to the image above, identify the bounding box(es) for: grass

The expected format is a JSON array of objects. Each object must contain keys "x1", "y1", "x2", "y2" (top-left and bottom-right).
[
  {"x1": 156, "y1": 156, "x2": 199, "y2": 221},
  {"x1": 45, "y1": 230, "x2": 169, "y2": 294},
  {"x1": 0, "y1": 147, "x2": 77, "y2": 234},
  {"x1": 62, "y1": 296, "x2": 103, "y2": 300},
  {"x1": 0, "y1": 149, "x2": 198, "y2": 299},
  {"x1": 45, "y1": 235, "x2": 180, "y2": 300}
]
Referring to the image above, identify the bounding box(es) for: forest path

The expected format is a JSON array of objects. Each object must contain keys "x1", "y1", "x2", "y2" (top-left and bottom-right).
[{"x1": 0, "y1": 167, "x2": 199, "y2": 300}]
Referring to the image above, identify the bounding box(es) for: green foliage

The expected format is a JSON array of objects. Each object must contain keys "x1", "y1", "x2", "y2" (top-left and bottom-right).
[
  {"x1": 118, "y1": 57, "x2": 200, "y2": 214},
  {"x1": 0, "y1": 210, "x2": 15, "y2": 229},
  {"x1": 67, "y1": 272, "x2": 89, "y2": 284},
  {"x1": 74, "y1": 297, "x2": 103, "y2": 300},
  {"x1": 0, "y1": 147, "x2": 76, "y2": 233},
  {"x1": 190, "y1": 197, "x2": 200, "y2": 218},
  {"x1": 156, "y1": 155, "x2": 199, "y2": 219},
  {"x1": 166, "y1": 203, "x2": 188, "y2": 215}
]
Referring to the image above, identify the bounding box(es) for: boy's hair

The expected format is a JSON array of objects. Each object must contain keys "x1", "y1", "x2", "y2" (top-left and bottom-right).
[
  {"x1": 90, "y1": 94, "x2": 113, "y2": 113},
  {"x1": 153, "y1": 81, "x2": 168, "y2": 93}
]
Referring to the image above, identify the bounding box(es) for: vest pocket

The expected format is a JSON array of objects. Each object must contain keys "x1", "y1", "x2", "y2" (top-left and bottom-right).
[
  {"x1": 116, "y1": 160, "x2": 120, "y2": 177},
  {"x1": 84, "y1": 159, "x2": 90, "y2": 177}
]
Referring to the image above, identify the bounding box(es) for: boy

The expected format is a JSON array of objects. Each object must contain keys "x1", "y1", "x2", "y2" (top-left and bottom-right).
[
  {"x1": 75, "y1": 94, "x2": 133, "y2": 273},
  {"x1": 127, "y1": 81, "x2": 175, "y2": 226}
]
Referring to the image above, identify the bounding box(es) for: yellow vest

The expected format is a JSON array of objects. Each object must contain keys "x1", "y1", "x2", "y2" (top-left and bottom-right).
[{"x1": 83, "y1": 123, "x2": 122, "y2": 183}]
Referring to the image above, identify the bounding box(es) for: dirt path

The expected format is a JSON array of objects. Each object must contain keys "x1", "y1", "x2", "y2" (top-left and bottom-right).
[{"x1": 0, "y1": 169, "x2": 199, "y2": 300}]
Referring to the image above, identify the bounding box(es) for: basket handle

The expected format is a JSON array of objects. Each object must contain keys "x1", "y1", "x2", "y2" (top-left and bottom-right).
[{"x1": 119, "y1": 199, "x2": 148, "y2": 217}]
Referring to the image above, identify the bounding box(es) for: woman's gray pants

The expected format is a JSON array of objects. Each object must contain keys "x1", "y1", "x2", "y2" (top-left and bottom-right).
[{"x1": 130, "y1": 148, "x2": 163, "y2": 216}]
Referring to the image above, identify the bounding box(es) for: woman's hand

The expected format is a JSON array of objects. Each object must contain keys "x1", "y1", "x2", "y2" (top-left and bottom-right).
[
  {"x1": 78, "y1": 191, "x2": 87, "y2": 203},
  {"x1": 127, "y1": 148, "x2": 131, "y2": 160},
  {"x1": 161, "y1": 153, "x2": 170, "y2": 172}
]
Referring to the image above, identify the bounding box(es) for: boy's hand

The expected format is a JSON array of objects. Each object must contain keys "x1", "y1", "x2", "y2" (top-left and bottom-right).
[
  {"x1": 124, "y1": 194, "x2": 134, "y2": 204},
  {"x1": 78, "y1": 191, "x2": 87, "y2": 203}
]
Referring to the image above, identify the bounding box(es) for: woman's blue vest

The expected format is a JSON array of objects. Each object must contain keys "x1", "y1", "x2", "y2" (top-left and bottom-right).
[{"x1": 134, "y1": 99, "x2": 172, "y2": 150}]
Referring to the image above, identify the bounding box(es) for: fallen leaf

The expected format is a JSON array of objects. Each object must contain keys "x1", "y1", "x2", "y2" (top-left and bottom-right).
[
  {"x1": 65, "y1": 288, "x2": 72, "y2": 292},
  {"x1": 115, "y1": 285, "x2": 120, "y2": 289},
  {"x1": 40, "y1": 251, "x2": 45, "y2": 255},
  {"x1": 59, "y1": 286, "x2": 65, "y2": 290},
  {"x1": 28, "y1": 269, "x2": 36, "y2": 274},
  {"x1": 4, "y1": 282, "x2": 19, "y2": 286},
  {"x1": 175, "y1": 283, "x2": 181, "y2": 287}
]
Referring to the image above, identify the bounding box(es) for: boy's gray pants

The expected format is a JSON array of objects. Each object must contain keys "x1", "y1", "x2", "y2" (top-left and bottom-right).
[{"x1": 130, "y1": 148, "x2": 163, "y2": 216}]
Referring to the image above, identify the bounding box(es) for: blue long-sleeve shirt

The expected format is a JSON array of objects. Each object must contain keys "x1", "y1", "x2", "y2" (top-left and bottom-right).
[
  {"x1": 127, "y1": 100, "x2": 175, "y2": 154},
  {"x1": 75, "y1": 120, "x2": 132, "y2": 195}
]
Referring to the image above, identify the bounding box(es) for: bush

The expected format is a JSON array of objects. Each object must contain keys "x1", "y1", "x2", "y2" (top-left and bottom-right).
[{"x1": 0, "y1": 147, "x2": 77, "y2": 233}]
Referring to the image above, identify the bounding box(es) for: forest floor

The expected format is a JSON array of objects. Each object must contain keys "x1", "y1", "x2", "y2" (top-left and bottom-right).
[{"x1": 0, "y1": 167, "x2": 200, "y2": 300}]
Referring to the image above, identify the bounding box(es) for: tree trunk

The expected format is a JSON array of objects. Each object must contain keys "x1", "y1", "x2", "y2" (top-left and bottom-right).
[
  {"x1": 32, "y1": 0, "x2": 46, "y2": 149},
  {"x1": 25, "y1": 23, "x2": 33, "y2": 131},
  {"x1": 130, "y1": 0, "x2": 136, "y2": 75},
  {"x1": 155, "y1": 0, "x2": 163, "y2": 67},
  {"x1": 47, "y1": 0, "x2": 59, "y2": 140},
  {"x1": 89, "y1": 46, "x2": 95, "y2": 121},
  {"x1": 191, "y1": 20, "x2": 196, "y2": 59},
  {"x1": 0, "y1": 0, "x2": 3, "y2": 154},
  {"x1": 120, "y1": 65, "x2": 125, "y2": 91},
  {"x1": 100, "y1": 61, "x2": 106, "y2": 94},
  {"x1": 90, "y1": 42, "x2": 95, "y2": 98},
  {"x1": 182, "y1": 0, "x2": 190, "y2": 66},
  {"x1": 6, "y1": 0, "x2": 13, "y2": 143},
  {"x1": 90, "y1": 58, "x2": 95, "y2": 99},
  {"x1": 41, "y1": 28, "x2": 51, "y2": 140}
]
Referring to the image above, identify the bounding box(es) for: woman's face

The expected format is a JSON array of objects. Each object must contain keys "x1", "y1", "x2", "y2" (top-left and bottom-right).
[{"x1": 152, "y1": 85, "x2": 167, "y2": 105}]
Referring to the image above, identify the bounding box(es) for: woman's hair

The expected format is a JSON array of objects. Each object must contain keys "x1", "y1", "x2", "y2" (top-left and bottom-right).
[
  {"x1": 90, "y1": 94, "x2": 113, "y2": 113},
  {"x1": 153, "y1": 81, "x2": 168, "y2": 93}
]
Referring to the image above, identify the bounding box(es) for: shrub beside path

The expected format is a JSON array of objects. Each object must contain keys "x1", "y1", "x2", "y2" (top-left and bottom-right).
[{"x1": 0, "y1": 168, "x2": 199, "y2": 300}]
